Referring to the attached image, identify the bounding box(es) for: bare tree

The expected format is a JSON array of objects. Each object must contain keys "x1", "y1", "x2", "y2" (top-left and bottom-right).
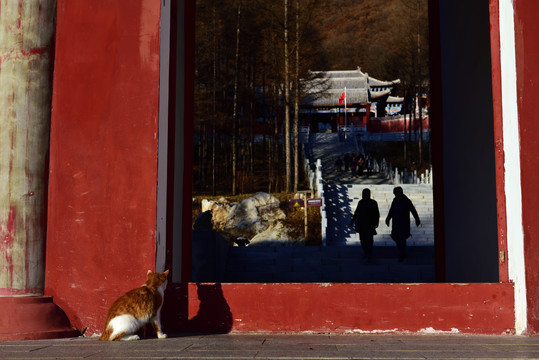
[
  {"x1": 232, "y1": 1, "x2": 241, "y2": 195},
  {"x1": 211, "y1": 0, "x2": 217, "y2": 195},
  {"x1": 284, "y1": 0, "x2": 291, "y2": 193},
  {"x1": 293, "y1": 0, "x2": 300, "y2": 193}
]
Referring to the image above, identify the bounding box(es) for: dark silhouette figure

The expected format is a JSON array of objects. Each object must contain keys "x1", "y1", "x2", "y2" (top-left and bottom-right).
[
  {"x1": 335, "y1": 156, "x2": 343, "y2": 172},
  {"x1": 350, "y1": 156, "x2": 357, "y2": 178},
  {"x1": 344, "y1": 153, "x2": 350, "y2": 171},
  {"x1": 357, "y1": 155, "x2": 365, "y2": 176},
  {"x1": 385, "y1": 186, "x2": 420, "y2": 261},
  {"x1": 350, "y1": 188, "x2": 380, "y2": 260},
  {"x1": 188, "y1": 283, "x2": 233, "y2": 334}
]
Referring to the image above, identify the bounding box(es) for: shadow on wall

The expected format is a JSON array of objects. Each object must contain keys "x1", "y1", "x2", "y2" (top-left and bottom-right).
[
  {"x1": 188, "y1": 283, "x2": 233, "y2": 334},
  {"x1": 162, "y1": 284, "x2": 189, "y2": 333},
  {"x1": 162, "y1": 283, "x2": 232, "y2": 335}
]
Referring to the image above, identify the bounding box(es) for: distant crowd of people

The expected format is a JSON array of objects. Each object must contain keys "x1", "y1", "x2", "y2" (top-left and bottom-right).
[{"x1": 334, "y1": 153, "x2": 374, "y2": 178}]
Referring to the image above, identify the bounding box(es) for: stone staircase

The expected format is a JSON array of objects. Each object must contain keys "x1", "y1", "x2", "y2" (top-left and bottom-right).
[
  {"x1": 308, "y1": 133, "x2": 392, "y2": 185},
  {"x1": 325, "y1": 184, "x2": 434, "y2": 246}
]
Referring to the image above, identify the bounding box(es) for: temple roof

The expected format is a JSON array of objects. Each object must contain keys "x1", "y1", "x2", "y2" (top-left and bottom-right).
[{"x1": 302, "y1": 67, "x2": 400, "y2": 106}]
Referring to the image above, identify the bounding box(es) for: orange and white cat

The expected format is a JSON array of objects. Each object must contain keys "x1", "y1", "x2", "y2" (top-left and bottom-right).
[{"x1": 99, "y1": 270, "x2": 169, "y2": 341}]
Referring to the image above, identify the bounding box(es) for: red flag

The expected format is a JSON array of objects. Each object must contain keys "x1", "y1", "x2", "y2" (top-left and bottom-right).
[{"x1": 339, "y1": 91, "x2": 346, "y2": 104}]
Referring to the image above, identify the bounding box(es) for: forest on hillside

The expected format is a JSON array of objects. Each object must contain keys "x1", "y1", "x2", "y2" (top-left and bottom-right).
[{"x1": 194, "y1": 0, "x2": 429, "y2": 196}]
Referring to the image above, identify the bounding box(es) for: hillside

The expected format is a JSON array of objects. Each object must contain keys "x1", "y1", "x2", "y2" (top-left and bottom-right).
[{"x1": 313, "y1": 0, "x2": 429, "y2": 84}]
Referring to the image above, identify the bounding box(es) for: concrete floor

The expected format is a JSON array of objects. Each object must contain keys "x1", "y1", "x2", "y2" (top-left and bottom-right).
[{"x1": 1, "y1": 333, "x2": 537, "y2": 359}]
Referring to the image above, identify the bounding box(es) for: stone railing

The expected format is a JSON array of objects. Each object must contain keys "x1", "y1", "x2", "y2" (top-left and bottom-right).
[
  {"x1": 303, "y1": 144, "x2": 327, "y2": 246},
  {"x1": 374, "y1": 158, "x2": 433, "y2": 185},
  {"x1": 315, "y1": 159, "x2": 327, "y2": 246}
]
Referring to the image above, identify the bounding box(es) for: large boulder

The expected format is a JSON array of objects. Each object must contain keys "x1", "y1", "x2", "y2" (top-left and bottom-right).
[
  {"x1": 249, "y1": 222, "x2": 304, "y2": 246},
  {"x1": 201, "y1": 197, "x2": 233, "y2": 230},
  {"x1": 224, "y1": 192, "x2": 284, "y2": 234},
  {"x1": 201, "y1": 192, "x2": 300, "y2": 245}
]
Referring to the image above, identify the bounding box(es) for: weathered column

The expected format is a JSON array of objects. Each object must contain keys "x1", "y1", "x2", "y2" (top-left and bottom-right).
[
  {"x1": 0, "y1": 0, "x2": 77, "y2": 340},
  {"x1": 0, "y1": 0, "x2": 55, "y2": 296}
]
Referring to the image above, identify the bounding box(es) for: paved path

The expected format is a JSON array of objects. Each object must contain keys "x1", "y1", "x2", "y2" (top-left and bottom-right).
[
  {"x1": 309, "y1": 133, "x2": 393, "y2": 186},
  {"x1": 1, "y1": 333, "x2": 538, "y2": 359},
  {"x1": 225, "y1": 245, "x2": 434, "y2": 283}
]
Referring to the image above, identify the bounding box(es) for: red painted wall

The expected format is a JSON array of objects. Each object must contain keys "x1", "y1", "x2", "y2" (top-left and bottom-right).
[
  {"x1": 488, "y1": 0, "x2": 509, "y2": 284},
  {"x1": 513, "y1": 0, "x2": 539, "y2": 335},
  {"x1": 164, "y1": 283, "x2": 515, "y2": 334},
  {"x1": 42, "y1": 0, "x2": 522, "y2": 336},
  {"x1": 45, "y1": 1, "x2": 161, "y2": 334},
  {"x1": 367, "y1": 116, "x2": 429, "y2": 133}
]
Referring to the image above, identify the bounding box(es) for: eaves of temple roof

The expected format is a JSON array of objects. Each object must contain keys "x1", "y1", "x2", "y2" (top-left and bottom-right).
[
  {"x1": 370, "y1": 88, "x2": 392, "y2": 99},
  {"x1": 369, "y1": 76, "x2": 401, "y2": 87},
  {"x1": 303, "y1": 67, "x2": 401, "y2": 106},
  {"x1": 387, "y1": 95, "x2": 404, "y2": 103}
]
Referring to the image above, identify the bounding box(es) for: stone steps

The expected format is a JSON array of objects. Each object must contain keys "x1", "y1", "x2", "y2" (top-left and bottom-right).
[{"x1": 324, "y1": 184, "x2": 434, "y2": 246}]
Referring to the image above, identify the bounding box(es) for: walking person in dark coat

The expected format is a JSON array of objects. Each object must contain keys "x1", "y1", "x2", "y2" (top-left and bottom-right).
[
  {"x1": 344, "y1": 153, "x2": 350, "y2": 171},
  {"x1": 335, "y1": 156, "x2": 343, "y2": 172},
  {"x1": 385, "y1": 186, "x2": 421, "y2": 261},
  {"x1": 349, "y1": 188, "x2": 380, "y2": 261},
  {"x1": 350, "y1": 156, "x2": 357, "y2": 178}
]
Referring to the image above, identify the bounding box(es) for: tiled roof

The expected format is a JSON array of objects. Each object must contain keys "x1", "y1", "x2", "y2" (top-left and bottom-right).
[{"x1": 303, "y1": 67, "x2": 400, "y2": 106}]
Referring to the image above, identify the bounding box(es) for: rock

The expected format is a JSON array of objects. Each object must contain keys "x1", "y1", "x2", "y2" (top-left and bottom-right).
[
  {"x1": 201, "y1": 192, "x2": 303, "y2": 246},
  {"x1": 201, "y1": 199, "x2": 234, "y2": 230},
  {"x1": 249, "y1": 222, "x2": 304, "y2": 246},
  {"x1": 225, "y1": 192, "x2": 283, "y2": 234}
]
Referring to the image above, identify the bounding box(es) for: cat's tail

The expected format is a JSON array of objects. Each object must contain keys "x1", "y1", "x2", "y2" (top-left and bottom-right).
[{"x1": 99, "y1": 326, "x2": 112, "y2": 341}]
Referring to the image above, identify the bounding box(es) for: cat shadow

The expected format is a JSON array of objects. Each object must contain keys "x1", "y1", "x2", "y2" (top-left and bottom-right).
[{"x1": 187, "y1": 283, "x2": 233, "y2": 334}]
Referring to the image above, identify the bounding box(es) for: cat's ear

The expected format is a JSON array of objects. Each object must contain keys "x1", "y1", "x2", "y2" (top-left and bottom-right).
[
  {"x1": 164, "y1": 269, "x2": 169, "y2": 276},
  {"x1": 147, "y1": 270, "x2": 153, "y2": 275}
]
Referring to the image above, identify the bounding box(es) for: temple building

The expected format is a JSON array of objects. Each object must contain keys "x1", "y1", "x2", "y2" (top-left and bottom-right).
[{"x1": 301, "y1": 67, "x2": 404, "y2": 133}]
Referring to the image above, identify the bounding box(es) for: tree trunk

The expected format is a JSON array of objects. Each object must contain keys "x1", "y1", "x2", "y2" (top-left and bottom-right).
[
  {"x1": 232, "y1": 1, "x2": 241, "y2": 195},
  {"x1": 293, "y1": 0, "x2": 300, "y2": 193},
  {"x1": 284, "y1": 0, "x2": 291, "y2": 193},
  {"x1": 211, "y1": 1, "x2": 217, "y2": 196},
  {"x1": 249, "y1": 55, "x2": 255, "y2": 191}
]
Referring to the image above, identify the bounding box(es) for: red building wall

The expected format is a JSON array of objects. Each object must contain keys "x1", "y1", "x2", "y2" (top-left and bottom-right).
[
  {"x1": 367, "y1": 116, "x2": 429, "y2": 133},
  {"x1": 513, "y1": 0, "x2": 539, "y2": 335},
  {"x1": 42, "y1": 0, "x2": 538, "y2": 336},
  {"x1": 44, "y1": 1, "x2": 161, "y2": 334},
  {"x1": 174, "y1": 283, "x2": 515, "y2": 334}
]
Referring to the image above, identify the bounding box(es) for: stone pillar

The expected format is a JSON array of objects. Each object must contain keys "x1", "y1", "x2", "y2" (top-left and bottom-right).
[
  {"x1": 0, "y1": 0, "x2": 55, "y2": 296},
  {"x1": 0, "y1": 0, "x2": 77, "y2": 339}
]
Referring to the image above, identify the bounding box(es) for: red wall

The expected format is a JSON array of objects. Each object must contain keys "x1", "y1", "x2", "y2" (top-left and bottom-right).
[
  {"x1": 367, "y1": 116, "x2": 429, "y2": 133},
  {"x1": 163, "y1": 283, "x2": 515, "y2": 334},
  {"x1": 513, "y1": 0, "x2": 539, "y2": 335},
  {"x1": 45, "y1": 1, "x2": 161, "y2": 334},
  {"x1": 42, "y1": 0, "x2": 524, "y2": 336}
]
